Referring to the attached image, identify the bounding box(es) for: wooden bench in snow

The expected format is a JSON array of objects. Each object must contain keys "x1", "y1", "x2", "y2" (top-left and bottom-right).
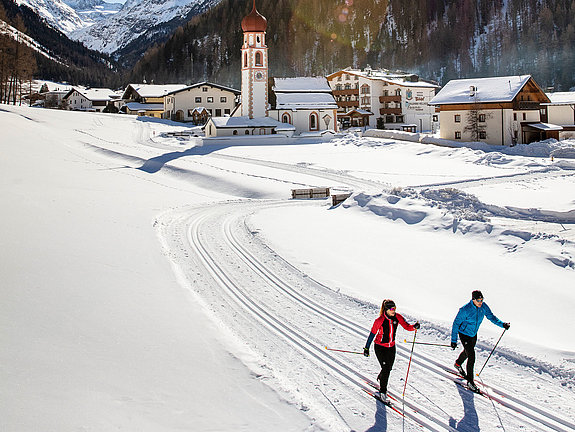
[
  {"x1": 331, "y1": 193, "x2": 352, "y2": 206},
  {"x1": 291, "y1": 188, "x2": 331, "y2": 199}
]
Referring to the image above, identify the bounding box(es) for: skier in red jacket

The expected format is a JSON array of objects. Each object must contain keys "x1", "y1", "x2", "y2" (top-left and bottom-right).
[{"x1": 363, "y1": 299, "x2": 420, "y2": 400}]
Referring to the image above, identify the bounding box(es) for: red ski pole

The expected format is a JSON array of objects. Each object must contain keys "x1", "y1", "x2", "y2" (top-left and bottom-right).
[
  {"x1": 324, "y1": 346, "x2": 364, "y2": 355},
  {"x1": 402, "y1": 329, "x2": 418, "y2": 398}
]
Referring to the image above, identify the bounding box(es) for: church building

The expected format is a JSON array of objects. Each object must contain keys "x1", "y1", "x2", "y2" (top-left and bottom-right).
[{"x1": 204, "y1": 0, "x2": 338, "y2": 138}]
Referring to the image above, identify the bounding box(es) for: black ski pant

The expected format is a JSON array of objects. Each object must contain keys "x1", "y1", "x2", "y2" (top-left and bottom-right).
[
  {"x1": 455, "y1": 333, "x2": 477, "y2": 380},
  {"x1": 374, "y1": 344, "x2": 396, "y2": 394}
]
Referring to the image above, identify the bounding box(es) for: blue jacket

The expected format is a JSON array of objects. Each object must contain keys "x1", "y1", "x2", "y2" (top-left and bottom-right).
[{"x1": 451, "y1": 300, "x2": 504, "y2": 343}]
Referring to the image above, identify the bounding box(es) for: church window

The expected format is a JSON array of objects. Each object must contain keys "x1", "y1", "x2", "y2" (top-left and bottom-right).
[
  {"x1": 282, "y1": 113, "x2": 292, "y2": 124},
  {"x1": 245, "y1": 130, "x2": 250, "y2": 135},
  {"x1": 255, "y1": 52, "x2": 263, "y2": 66},
  {"x1": 244, "y1": 52, "x2": 248, "y2": 67},
  {"x1": 309, "y1": 113, "x2": 319, "y2": 131}
]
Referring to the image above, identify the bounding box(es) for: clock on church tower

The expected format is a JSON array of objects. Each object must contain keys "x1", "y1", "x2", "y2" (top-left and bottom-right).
[{"x1": 241, "y1": 0, "x2": 268, "y2": 119}]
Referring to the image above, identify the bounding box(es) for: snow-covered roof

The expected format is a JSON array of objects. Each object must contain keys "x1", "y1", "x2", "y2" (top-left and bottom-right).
[
  {"x1": 67, "y1": 88, "x2": 116, "y2": 102},
  {"x1": 125, "y1": 84, "x2": 188, "y2": 98},
  {"x1": 209, "y1": 116, "x2": 295, "y2": 130},
  {"x1": 344, "y1": 109, "x2": 373, "y2": 116},
  {"x1": 167, "y1": 82, "x2": 240, "y2": 96},
  {"x1": 328, "y1": 68, "x2": 439, "y2": 88},
  {"x1": 124, "y1": 102, "x2": 164, "y2": 111},
  {"x1": 273, "y1": 77, "x2": 332, "y2": 93},
  {"x1": 191, "y1": 107, "x2": 208, "y2": 114},
  {"x1": 275, "y1": 93, "x2": 338, "y2": 110},
  {"x1": 544, "y1": 92, "x2": 575, "y2": 105},
  {"x1": 430, "y1": 75, "x2": 533, "y2": 105},
  {"x1": 527, "y1": 122, "x2": 563, "y2": 131}
]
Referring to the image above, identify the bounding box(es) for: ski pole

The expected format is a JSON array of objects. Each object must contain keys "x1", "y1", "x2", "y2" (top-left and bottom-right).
[
  {"x1": 403, "y1": 339, "x2": 452, "y2": 347},
  {"x1": 402, "y1": 329, "x2": 418, "y2": 398},
  {"x1": 324, "y1": 346, "x2": 364, "y2": 355},
  {"x1": 477, "y1": 328, "x2": 507, "y2": 377}
]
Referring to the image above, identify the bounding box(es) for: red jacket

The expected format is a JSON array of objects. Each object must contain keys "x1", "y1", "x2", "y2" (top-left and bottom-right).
[{"x1": 370, "y1": 313, "x2": 416, "y2": 348}]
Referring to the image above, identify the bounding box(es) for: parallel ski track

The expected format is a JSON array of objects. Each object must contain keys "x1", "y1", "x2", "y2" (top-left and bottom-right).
[
  {"x1": 186, "y1": 203, "x2": 451, "y2": 432},
  {"x1": 171, "y1": 199, "x2": 574, "y2": 432},
  {"x1": 216, "y1": 200, "x2": 574, "y2": 432}
]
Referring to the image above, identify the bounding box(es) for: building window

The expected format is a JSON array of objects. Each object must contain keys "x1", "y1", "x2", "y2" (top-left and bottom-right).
[
  {"x1": 233, "y1": 130, "x2": 238, "y2": 135},
  {"x1": 195, "y1": 97, "x2": 201, "y2": 103},
  {"x1": 361, "y1": 96, "x2": 370, "y2": 105},
  {"x1": 207, "y1": 97, "x2": 214, "y2": 103},
  {"x1": 337, "y1": 76, "x2": 342, "y2": 81},
  {"x1": 455, "y1": 131, "x2": 461, "y2": 139},
  {"x1": 188, "y1": 110, "x2": 193, "y2": 116},
  {"x1": 202, "y1": 87, "x2": 208, "y2": 92},
  {"x1": 224, "y1": 109, "x2": 230, "y2": 115},
  {"x1": 432, "y1": 115, "x2": 438, "y2": 122},
  {"x1": 255, "y1": 52, "x2": 262, "y2": 66},
  {"x1": 216, "y1": 109, "x2": 221, "y2": 116},
  {"x1": 479, "y1": 131, "x2": 487, "y2": 139},
  {"x1": 354, "y1": 75, "x2": 359, "y2": 80},
  {"x1": 220, "y1": 97, "x2": 227, "y2": 103},
  {"x1": 310, "y1": 112, "x2": 318, "y2": 130},
  {"x1": 396, "y1": 115, "x2": 404, "y2": 123},
  {"x1": 344, "y1": 83, "x2": 351, "y2": 90},
  {"x1": 336, "y1": 84, "x2": 342, "y2": 91},
  {"x1": 244, "y1": 52, "x2": 248, "y2": 67},
  {"x1": 513, "y1": 113, "x2": 517, "y2": 121},
  {"x1": 245, "y1": 130, "x2": 250, "y2": 135},
  {"x1": 395, "y1": 89, "x2": 401, "y2": 96},
  {"x1": 361, "y1": 84, "x2": 370, "y2": 94},
  {"x1": 479, "y1": 114, "x2": 486, "y2": 122},
  {"x1": 455, "y1": 114, "x2": 461, "y2": 123},
  {"x1": 282, "y1": 113, "x2": 291, "y2": 124},
  {"x1": 523, "y1": 113, "x2": 527, "y2": 120},
  {"x1": 345, "y1": 74, "x2": 350, "y2": 80}
]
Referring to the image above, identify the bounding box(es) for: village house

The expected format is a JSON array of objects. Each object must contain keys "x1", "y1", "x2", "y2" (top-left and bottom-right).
[
  {"x1": 543, "y1": 92, "x2": 575, "y2": 140},
  {"x1": 327, "y1": 67, "x2": 439, "y2": 132},
  {"x1": 164, "y1": 82, "x2": 240, "y2": 123},
  {"x1": 206, "y1": 0, "x2": 337, "y2": 138},
  {"x1": 429, "y1": 75, "x2": 559, "y2": 145},
  {"x1": 121, "y1": 84, "x2": 187, "y2": 117},
  {"x1": 62, "y1": 87, "x2": 118, "y2": 112}
]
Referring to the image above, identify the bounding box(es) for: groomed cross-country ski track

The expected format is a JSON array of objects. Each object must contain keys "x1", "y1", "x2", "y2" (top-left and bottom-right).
[{"x1": 82, "y1": 138, "x2": 575, "y2": 431}]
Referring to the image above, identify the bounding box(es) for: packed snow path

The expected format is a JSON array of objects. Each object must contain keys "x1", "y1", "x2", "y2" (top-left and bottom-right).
[{"x1": 157, "y1": 199, "x2": 575, "y2": 431}]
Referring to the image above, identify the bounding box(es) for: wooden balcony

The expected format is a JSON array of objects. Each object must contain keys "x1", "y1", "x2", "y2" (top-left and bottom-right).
[
  {"x1": 513, "y1": 101, "x2": 542, "y2": 111},
  {"x1": 380, "y1": 107, "x2": 402, "y2": 115},
  {"x1": 379, "y1": 95, "x2": 402, "y2": 103},
  {"x1": 333, "y1": 89, "x2": 359, "y2": 96},
  {"x1": 338, "y1": 101, "x2": 360, "y2": 108}
]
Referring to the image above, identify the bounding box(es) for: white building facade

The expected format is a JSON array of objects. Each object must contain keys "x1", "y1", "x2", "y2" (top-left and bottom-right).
[
  {"x1": 164, "y1": 82, "x2": 240, "y2": 122},
  {"x1": 63, "y1": 88, "x2": 116, "y2": 112},
  {"x1": 430, "y1": 75, "x2": 558, "y2": 145},
  {"x1": 327, "y1": 68, "x2": 439, "y2": 132},
  {"x1": 544, "y1": 92, "x2": 575, "y2": 139}
]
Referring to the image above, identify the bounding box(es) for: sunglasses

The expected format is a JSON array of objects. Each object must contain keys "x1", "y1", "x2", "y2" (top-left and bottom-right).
[
  {"x1": 387, "y1": 307, "x2": 396, "y2": 311},
  {"x1": 474, "y1": 298, "x2": 484, "y2": 302}
]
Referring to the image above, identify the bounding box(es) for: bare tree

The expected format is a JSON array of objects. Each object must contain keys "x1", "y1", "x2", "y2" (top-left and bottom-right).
[{"x1": 464, "y1": 94, "x2": 492, "y2": 142}]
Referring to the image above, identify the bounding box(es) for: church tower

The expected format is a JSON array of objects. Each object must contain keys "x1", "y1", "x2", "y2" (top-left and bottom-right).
[{"x1": 241, "y1": 0, "x2": 268, "y2": 118}]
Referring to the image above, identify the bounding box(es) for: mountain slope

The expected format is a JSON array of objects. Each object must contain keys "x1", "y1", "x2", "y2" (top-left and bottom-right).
[
  {"x1": 70, "y1": 0, "x2": 221, "y2": 59},
  {"x1": 0, "y1": 0, "x2": 120, "y2": 86},
  {"x1": 128, "y1": 0, "x2": 575, "y2": 90}
]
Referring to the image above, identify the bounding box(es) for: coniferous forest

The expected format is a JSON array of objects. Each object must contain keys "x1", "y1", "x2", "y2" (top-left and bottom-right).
[
  {"x1": 0, "y1": 0, "x2": 574, "y2": 91},
  {"x1": 128, "y1": 0, "x2": 575, "y2": 91}
]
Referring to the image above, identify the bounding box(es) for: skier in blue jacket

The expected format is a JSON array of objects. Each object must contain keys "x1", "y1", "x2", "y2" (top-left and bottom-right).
[{"x1": 451, "y1": 290, "x2": 510, "y2": 392}]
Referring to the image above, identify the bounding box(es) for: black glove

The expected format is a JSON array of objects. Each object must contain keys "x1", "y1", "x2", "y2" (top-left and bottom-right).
[
  {"x1": 503, "y1": 322, "x2": 510, "y2": 330},
  {"x1": 413, "y1": 322, "x2": 420, "y2": 329},
  {"x1": 451, "y1": 342, "x2": 457, "y2": 350},
  {"x1": 363, "y1": 347, "x2": 370, "y2": 357}
]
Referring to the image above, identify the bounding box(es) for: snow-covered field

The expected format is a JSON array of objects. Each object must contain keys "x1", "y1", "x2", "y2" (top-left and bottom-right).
[{"x1": 1, "y1": 104, "x2": 574, "y2": 431}]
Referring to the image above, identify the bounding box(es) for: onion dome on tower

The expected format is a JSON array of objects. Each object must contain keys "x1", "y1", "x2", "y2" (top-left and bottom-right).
[{"x1": 241, "y1": 0, "x2": 267, "y2": 32}]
